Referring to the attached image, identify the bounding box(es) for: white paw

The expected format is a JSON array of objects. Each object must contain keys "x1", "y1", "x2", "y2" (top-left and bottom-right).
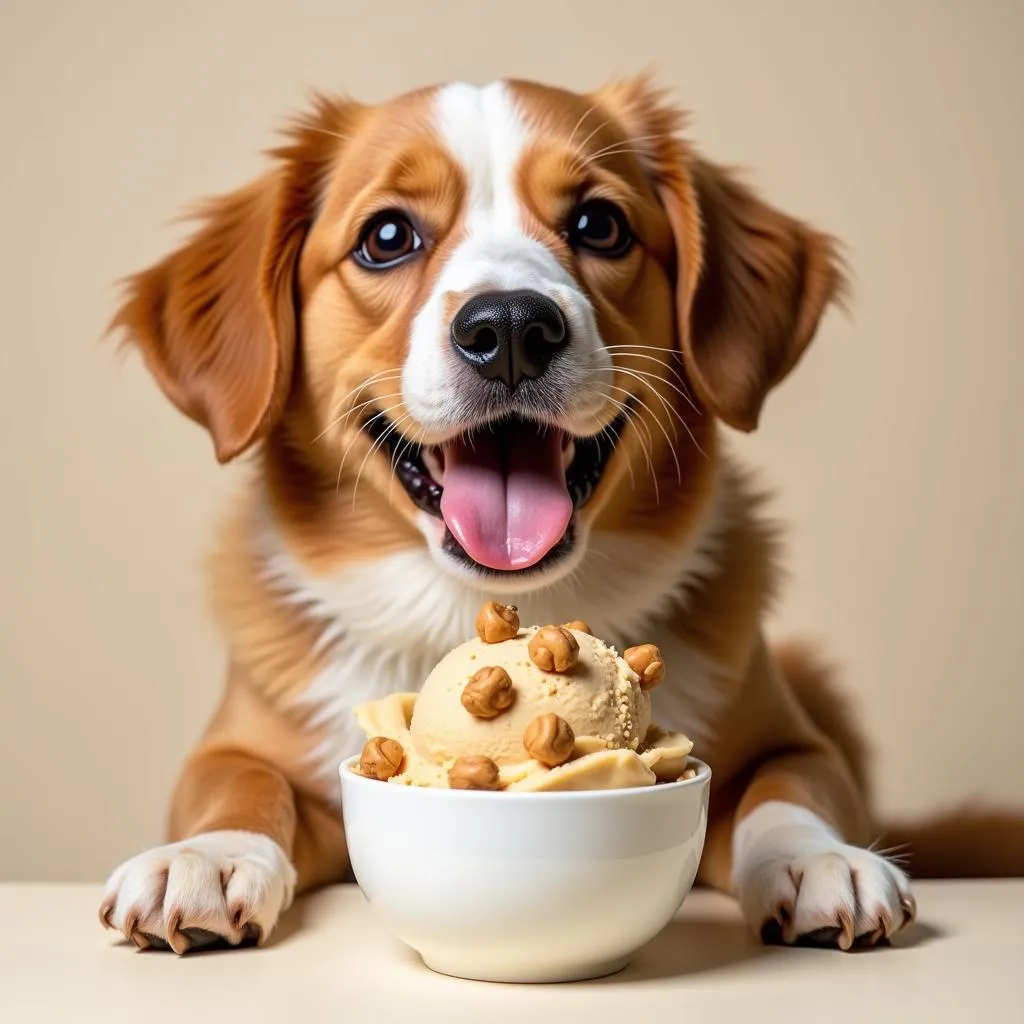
[
  {"x1": 733, "y1": 802, "x2": 916, "y2": 950},
  {"x1": 99, "y1": 830, "x2": 296, "y2": 954}
]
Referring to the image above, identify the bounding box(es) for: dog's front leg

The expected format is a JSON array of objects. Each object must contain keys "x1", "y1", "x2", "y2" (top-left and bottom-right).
[
  {"x1": 699, "y1": 638, "x2": 917, "y2": 950},
  {"x1": 99, "y1": 747, "x2": 303, "y2": 953},
  {"x1": 729, "y1": 750, "x2": 917, "y2": 949},
  {"x1": 99, "y1": 660, "x2": 350, "y2": 953}
]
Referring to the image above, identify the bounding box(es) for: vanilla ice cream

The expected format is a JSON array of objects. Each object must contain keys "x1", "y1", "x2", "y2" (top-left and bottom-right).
[{"x1": 352, "y1": 601, "x2": 694, "y2": 792}]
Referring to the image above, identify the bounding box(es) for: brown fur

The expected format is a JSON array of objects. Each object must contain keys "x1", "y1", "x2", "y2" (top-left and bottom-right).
[
  {"x1": 105, "y1": 75, "x2": 1023, "y2": 953},
  {"x1": 773, "y1": 640, "x2": 872, "y2": 795}
]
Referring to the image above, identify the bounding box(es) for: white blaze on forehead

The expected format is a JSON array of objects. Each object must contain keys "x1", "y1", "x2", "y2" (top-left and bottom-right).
[
  {"x1": 403, "y1": 80, "x2": 611, "y2": 430},
  {"x1": 435, "y1": 81, "x2": 528, "y2": 244},
  {"x1": 431, "y1": 80, "x2": 575, "y2": 294}
]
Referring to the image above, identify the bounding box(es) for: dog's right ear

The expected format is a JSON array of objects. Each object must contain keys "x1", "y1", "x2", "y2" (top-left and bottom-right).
[
  {"x1": 594, "y1": 74, "x2": 845, "y2": 433},
  {"x1": 110, "y1": 95, "x2": 358, "y2": 463}
]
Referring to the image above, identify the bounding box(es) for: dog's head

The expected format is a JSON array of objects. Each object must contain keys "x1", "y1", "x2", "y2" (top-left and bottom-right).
[{"x1": 112, "y1": 75, "x2": 842, "y2": 591}]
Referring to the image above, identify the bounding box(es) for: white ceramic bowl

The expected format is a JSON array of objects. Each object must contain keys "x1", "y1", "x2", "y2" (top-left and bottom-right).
[{"x1": 339, "y1": 755, "x2": 711, "y2": 983}]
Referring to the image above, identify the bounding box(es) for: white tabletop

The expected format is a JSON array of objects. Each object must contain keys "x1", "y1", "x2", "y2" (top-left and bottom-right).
[{"x1": 2, "y1": 880, "x2": 1022, "y2": 1022}]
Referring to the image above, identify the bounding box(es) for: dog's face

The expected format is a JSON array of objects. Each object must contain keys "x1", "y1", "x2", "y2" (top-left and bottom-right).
[{"x1": 113, "y1": 76, "x2": 842, "y2": 592}]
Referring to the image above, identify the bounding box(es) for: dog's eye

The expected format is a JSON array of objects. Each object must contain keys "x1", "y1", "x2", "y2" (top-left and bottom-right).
[
  {"x1": 566, "y1": 199, "x2": 633, "y2": 257},
  {"x1": 354, "y1": 211, "x2": 423, "y2": 268}
]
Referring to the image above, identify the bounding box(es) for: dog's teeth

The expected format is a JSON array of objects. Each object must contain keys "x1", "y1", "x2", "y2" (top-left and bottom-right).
[
  {"x1": 423, "y1": 448, "x2": 444, "y2": 485},
  {"x1": 562, "y1": 440, "x2": 576, "y2": 471}
]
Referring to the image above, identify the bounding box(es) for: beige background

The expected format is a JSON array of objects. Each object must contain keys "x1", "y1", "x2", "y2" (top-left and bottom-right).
[{"x1": 2, "y1": 0, "x2": 1022, "y2": 882}]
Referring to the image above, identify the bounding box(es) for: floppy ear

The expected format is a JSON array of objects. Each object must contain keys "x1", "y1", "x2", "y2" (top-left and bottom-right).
[
  {"x1": 664, "y1": 157, "x2": 845, "y2": 432},
  {"x1": 597, "y1": 75, "x2": 845, "y2": 431},
  {"x1": 110, "y1": 95, "x2": 354, "y2": 462}
]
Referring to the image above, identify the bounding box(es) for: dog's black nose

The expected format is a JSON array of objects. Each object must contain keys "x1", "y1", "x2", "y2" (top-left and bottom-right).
[{"x1": 450, "y1": 289, "x2": 568, "y2": 390}]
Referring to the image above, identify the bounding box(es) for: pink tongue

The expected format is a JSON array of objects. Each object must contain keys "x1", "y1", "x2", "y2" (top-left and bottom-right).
[{"x1": 440, "y1": 425, "x2": 573, "y2": 571}]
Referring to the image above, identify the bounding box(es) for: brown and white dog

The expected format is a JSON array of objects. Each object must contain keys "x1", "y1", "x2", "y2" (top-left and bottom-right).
[{"x1": 99, "y1": 75, "x2": 1021, "y2": 955}]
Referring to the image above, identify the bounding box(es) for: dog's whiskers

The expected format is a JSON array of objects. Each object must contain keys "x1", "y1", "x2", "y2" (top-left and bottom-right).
[
  {"x1": 303, "y1": 124, "x2": 380, "y2": 152},
  {"x1": 589, "y1": 131, "x2": 670, "y2": 158},
  {"x1": 593, "y1": 393, "x2": 630, "y2": 489},
  {"x1": 602, "y1": 366, "x2": 707, "y2": 460},
  {"x1": 867, "y1": 840, "x2": 914, "y2": 866},
  {"x1": 334, "y1": 404, "x2": 402, "y2": 494},
  {"x1": 583, "y1": 389, "x2": 657, "y2": 503},
  {"x1": 604, "y1": 367, "x2": 687, "y2": 432},
  {"x1": 387, "y1": 422, "x2": 429, "y2": 508},
  {"x1": 599, "y1": 417, "x2": 635, "y2": 491},
  {"x1": 352, "y1": 411, "x2": 416, "y2": 512},
  {"x1": 567, "y1": 102, "x2": 600, "y2": 150},
  {"x1": 337, "y1": 368, "x2": 405, "y2": 406},
  {"x1": 572, "y1": 118, "x2": 612, "y2": 162},
  {"x1": 302, "y1": 126, "x2": 416, "y2": 175},
  {"x1": 602, "y1": 346, "x2": 699, "y2": 409},
  {"x1": 578, "y1": 146, "x2": 650, "y2": 170},
  {"x1": 314, "y1": 389, "x2": 405, "y2": 444},
  {"x1": 579, "y1": 391, "x2": 638, "y2": 493},
  {"x1": 578, "y1": 133, "x2": 671, "y2": 169},
  {"x1": 604, "y1": 382, "x2": 680, "y2": 488},
  {"x1": 614, "y1": 359, "x2": 699, "y2": 415},
  {"x1": 321, "y1": 368, "x2": 404, "y2": 424}
]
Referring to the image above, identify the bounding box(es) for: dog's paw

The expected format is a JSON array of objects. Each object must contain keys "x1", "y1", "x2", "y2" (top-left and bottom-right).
[
  {"x1": 733, "y1": 802, "x2": 916, "y2": 950},
  {"x1": 99, "y1": 830, "x2": 297, "y2": 954}
]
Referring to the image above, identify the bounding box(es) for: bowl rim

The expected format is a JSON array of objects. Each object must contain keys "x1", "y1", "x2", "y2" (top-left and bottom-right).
[{"x1": 339, "y1": 754, "x2": 711, "y2": 802}]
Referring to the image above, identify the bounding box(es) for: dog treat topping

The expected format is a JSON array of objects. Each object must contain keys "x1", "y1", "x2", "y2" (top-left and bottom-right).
[
  {"x1": 561, "y1": 619, "x2": 592, "y2": 635},
  {"x1": 352, "y1": 601, "x2": 695, "y2": 793},
  {"x1": 624, "y1": 644, "x2": 665, "y2": 691},
  {"x1": 528, "y1": 625, "x2": 580, "y2": 673},
  {"x1": 475, "y1": 601, "x2": 520, "y2": 643},
  {"x1": 461, "y1": 666, "x2": 516, "y2": 719},
  {"x1": 448, "y1": 755, "x2": 501, "y2": 790},
  {"x1": 523, "y1": 713, "x2": 575, "y2": 767},
  {"x1": 359, "y1": 737, "x2": 405, "y2": 781}
]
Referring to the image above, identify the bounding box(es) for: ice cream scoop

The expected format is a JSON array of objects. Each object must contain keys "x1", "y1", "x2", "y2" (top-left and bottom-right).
[{"x1": 352, "y1": 603, "x2": 694, "y2": 792}]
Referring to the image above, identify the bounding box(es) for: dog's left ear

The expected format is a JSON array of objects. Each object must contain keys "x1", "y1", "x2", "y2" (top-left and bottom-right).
[{"x1": 596, "y1": 76, "x2": 845, "y2": 432}]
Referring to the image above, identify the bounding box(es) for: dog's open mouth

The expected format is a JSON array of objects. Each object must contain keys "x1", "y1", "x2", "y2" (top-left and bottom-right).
[{"x1": 362, "y1": 407, "x2": 630, "y2": 574}]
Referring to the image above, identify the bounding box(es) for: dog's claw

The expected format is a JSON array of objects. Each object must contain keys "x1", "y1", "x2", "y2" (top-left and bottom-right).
[
  {"x1": 900, "y1": 893, "x2": 917, "y2": 925},
  {"x1": 777, "y1": 900, "x2": 792, "y2": 923},
  {"x1": 837, "y1": 909, "x2": 856, "y2": 951},
  {"x1": 165, "y1": 908, "x2": 191, "y2": 956},
  {"x1": 98, "y1": 898, "x2": 115, "y2": 930}
]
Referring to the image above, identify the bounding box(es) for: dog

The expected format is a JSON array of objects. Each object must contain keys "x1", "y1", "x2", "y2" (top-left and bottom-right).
[{"x1": 98, "y1": 74, "x2": 1022, "y2": 954}]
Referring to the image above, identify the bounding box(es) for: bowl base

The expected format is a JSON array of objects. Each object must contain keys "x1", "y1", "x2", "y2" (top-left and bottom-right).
[{"x1": 419, "y1": 951, "x2": 632, "y2": 984}]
